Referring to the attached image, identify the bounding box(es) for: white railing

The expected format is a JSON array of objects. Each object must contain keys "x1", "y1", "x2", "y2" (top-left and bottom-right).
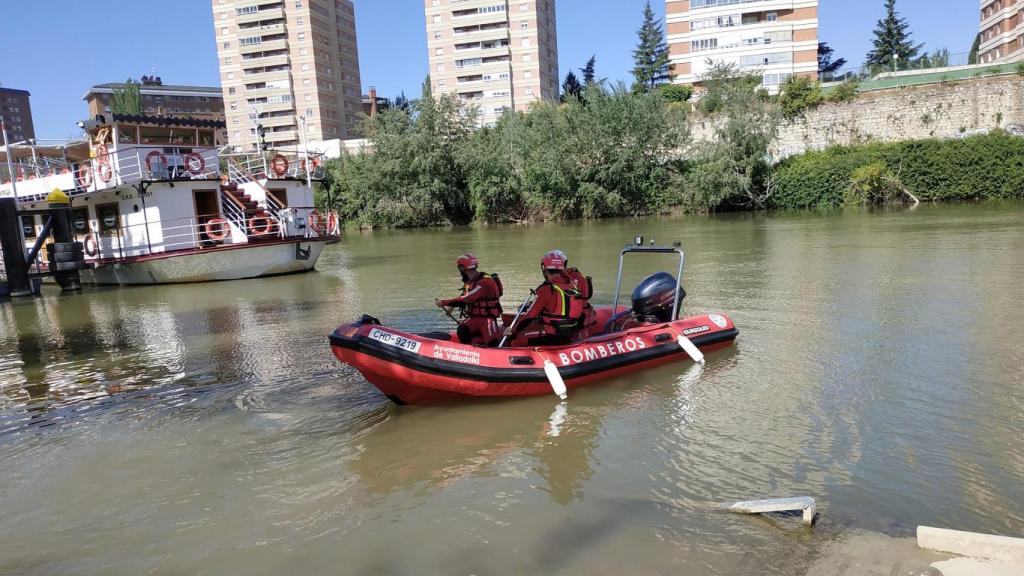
[{"x1": 81, "y1": 213, "x2": 248, "y2": 261}]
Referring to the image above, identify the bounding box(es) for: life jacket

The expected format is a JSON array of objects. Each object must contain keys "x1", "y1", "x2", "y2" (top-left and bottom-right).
[
  {"x1": 539, "y1": 281, "x2": 586, "y2": 336},
  {"x1": 463, "y1": 272, "x2": 503, "y2": 319},
  {"x1": 566, "y1": 268, "x2": 593, "y2": 300}
]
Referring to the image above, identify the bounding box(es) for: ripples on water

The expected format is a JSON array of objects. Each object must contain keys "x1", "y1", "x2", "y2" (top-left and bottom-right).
[{"x1": 0, "y1": 202, "x2": 1023, "y2": 575}]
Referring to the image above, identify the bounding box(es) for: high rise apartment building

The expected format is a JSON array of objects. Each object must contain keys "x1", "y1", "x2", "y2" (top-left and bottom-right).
[
  {"x1": 666, "y1": 0, "x2": 818, "y2": 93},
  {"x1": 213, "y1": 0, "x2": 363, "y2": 150},
  {"x1": 424, "y1": 0, "x2": 559, "y2": 126},
  {"x1": 979, "y1": 0, "x2": 1024, "y2": 64},
  {"x1": 0, "y1": 87, "x2": 35, "y2": 143}
]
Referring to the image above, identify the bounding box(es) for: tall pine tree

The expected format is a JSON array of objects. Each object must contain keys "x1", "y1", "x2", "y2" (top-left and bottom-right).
[
  {"x1": 561, "y1": 71, "x2": 583, "y2": 102},
  {"x1": 866, "y1": 0, "x2": 923, "y2": 69},
  {"x1": 631, "y1": 1, "x2": 674, "y2": 93},
  {"x1": 580, "y1": 55, "x2": 597, "y2": 85}
]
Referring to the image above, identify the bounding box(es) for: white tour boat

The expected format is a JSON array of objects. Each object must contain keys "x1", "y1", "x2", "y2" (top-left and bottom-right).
[{"x1": 0, "y1": 114, "x2": 339, "y2": 285}]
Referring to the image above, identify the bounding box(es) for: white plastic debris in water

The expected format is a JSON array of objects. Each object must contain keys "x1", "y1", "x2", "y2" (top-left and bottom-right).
[{"x1": 729, "y1": 496, "x2": 817, "y2": 526}]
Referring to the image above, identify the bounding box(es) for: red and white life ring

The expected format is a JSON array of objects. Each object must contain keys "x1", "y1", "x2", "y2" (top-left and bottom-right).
[
  {"x1": 270, "y1": 154, "x2": 289, "y2": 177},
  {"x1": 98, "y1": 161, "x2": 113, "y2": 182},
  {"x1": 301, "y1": 157, "x2": 322, "y2": 173},
  {"x1": 326, "y1": 210, "x2": 338, "y2": 234},
  {"x1": 308, "y1": 209, "x2": 326, "y2": 234},
  {"x1": 204, "y1": 218, "x2": 230, "y2": 241},
  {"x1": 145, "y1": 151, "x2": 168, "y2": 172},
  {"x1": 184, "y1": 152, "x2": 205, "y2": 176},
  {"x1": 84, "y1": 234, "x2": 99, "y2": 257},
  {"x1": 76, "y1": 164, "x2": 93, "y2": 188},
  {"x1": 248, "y1": 216, "x2": 277, "y2": 236}
]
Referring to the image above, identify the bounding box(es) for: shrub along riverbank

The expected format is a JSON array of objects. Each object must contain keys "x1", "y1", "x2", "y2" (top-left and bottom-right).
[{"x1": 316, "y1": 70, "x2": 1024, "y2": 228}]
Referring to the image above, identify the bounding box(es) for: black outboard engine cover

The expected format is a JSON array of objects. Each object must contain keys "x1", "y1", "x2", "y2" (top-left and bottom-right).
[{"x1": 631, "y1": 272, "x2": 686, "y2": 323}]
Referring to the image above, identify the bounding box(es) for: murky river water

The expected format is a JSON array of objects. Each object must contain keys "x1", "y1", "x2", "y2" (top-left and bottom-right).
[{"x1": 1, "y1": 201, "x2": 1022, "y2": 575}]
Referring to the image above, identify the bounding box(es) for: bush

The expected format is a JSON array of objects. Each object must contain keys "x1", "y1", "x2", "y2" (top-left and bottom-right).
[
  {"x1": 658, "y1": 83, "x2": 693, "y2": 102},
  {"x1": 844, "y1": 162, "x2": 906, "y2": 206},
  {"x1": 1016, "y1": 61, "x2": 1024, "y2": 77},
  {"x1": 769, "y1": 132, "x2": 1024, "y2": 209},
  {"x1": 825, "y1": 79, "x2": 860, "y2": 103},
  {"x1": 778, "y1": 75, "x2": 822, "y2": 118}
]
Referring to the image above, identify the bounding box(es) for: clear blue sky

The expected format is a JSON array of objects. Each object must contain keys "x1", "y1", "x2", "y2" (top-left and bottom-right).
[{"x1": 0, "y1": 0, "x2": 978, "y2": 140}]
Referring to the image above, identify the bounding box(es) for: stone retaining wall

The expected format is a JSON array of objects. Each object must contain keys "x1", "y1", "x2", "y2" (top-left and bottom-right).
[{"x1": 690, "y1": 74, "x2": 1024, "y2": 157}]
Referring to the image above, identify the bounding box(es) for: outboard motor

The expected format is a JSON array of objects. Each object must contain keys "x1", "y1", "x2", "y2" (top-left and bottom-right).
[{"x1": 631, "y1": 272, "x2": 686, "y2": 323}]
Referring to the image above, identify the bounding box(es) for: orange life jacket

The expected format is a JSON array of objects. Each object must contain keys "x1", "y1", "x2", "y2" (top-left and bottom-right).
[
  {"x1": 463, "y1": 273, "x2": 504, "y2": 319},
  {"x1": 539, "y1": 281, "x2": 586, "y2": 336}
]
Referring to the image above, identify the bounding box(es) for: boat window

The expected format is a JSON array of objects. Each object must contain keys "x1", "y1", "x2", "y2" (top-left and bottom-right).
[
  {"x1": 118, "y1": 126, "x2": 138, "y2": 144},
  {"x1": 96, "y1": 203, "x2": 121, "y2": 235},
  {"x1": 72, "y1": 208, "x2": 91, "y2": 235},
  {"x1": 139, "y1": 127, "x2": 196, "y2": 146},
  {"x1": 20, "y1": 215, "x2": 36, "y2": 238},
  {"x1": 198, "y1": 130, "x2": 215, "y2": 146}
]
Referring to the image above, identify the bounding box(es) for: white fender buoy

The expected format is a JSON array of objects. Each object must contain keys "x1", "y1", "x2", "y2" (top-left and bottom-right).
[
  {"x1": 678, "y1": 335, "x2": 705, "y2": 364},
  {"x1": 543, "y1": 359, "x2": 568, "y2": 400}
]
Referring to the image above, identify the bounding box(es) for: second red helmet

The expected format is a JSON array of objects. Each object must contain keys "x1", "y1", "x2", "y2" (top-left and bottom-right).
[
  {"x1": 456, "y1": 252, "x2": 479, "y2": 270},
  {"x1": 541, "y1": 250, "x2": 567, "y2": 271}
]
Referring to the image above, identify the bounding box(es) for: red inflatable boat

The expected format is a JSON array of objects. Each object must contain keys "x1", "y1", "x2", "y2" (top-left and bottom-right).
[{"x1": 330, "y1": 243, "x2": 738, "y2": 404}]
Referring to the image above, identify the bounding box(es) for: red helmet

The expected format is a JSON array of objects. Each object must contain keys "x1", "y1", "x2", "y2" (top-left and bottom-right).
[
  {"x1": 541, "y1": 250, "x2": 567, "y2": 271},
  {"x1": 456, "y1": 253, "x2": 479, "y2": 270}
]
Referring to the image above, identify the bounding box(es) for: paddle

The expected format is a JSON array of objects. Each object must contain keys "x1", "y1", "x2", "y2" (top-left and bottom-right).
[{"x1": 497, "y1": 290, "x2": 535, "y2": 348}]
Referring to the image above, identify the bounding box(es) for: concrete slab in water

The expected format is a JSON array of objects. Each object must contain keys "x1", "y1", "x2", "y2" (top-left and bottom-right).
[{"x1": 728, "y1": 496, "x2": 816, "y2": 526}]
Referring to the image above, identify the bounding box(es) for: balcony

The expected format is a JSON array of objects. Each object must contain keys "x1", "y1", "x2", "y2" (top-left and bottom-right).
[
  {"x1": 242, "y1": 54, "x2": 289, "y2": 68},
  {"x1": 265, "y1": 129, "x2": 297, "y2": 142},
  {"x1": 259, "y1": 115, "x2": 296, "y2": 128},
  {"x1": 242, "y1": 69, "x2": 291, "y2": 84},
  {"x1": 236, "y1": 7, "x2": 284, "y2": 25},
  {"x1": 239, "y1": 38, "x2": 287, "y2": 55}
]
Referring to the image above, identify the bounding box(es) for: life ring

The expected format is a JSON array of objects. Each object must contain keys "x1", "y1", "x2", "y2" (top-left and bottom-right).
[
  {"x1": 326, "y1": 210, "x2": 338, "y2": 234},
  {"x1": 270, "y1": 154, "x2": 289, "y2": 177},
  {"x1": 308, "y1": 209, "x2": 327, "y2": 234},
  {"x1": 184, "y1": 152, "x2": 205, "y2": 175},
  {"x1": 98, "y1": 161, "x2": 113, "y2": 182},
  {"x1": 76, "y1": 164, "x2": 93, "y2": 188},
  {"x1": 204, "y1": 218, "x2": 230, "y2": 241},
  {"x1": 301, "y1": 157, "x2": 322, "y2": 173},
  {"x1": 145, "y1": 150, "x2": 168, "y2": 172},
  {"x1": 248, "y1": 216, "x2": 277, "y2": 236},
  {"x1": 84, "y1": 234, "x2": 99, "y2": 257}
]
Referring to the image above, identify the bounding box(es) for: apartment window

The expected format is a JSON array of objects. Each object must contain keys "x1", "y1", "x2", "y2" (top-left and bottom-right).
[
  {"x1": 433, "y1": 15, "x2": 441, "y2": 24},
  {"x1": 230, "y1": 102, "x2": 238, "y2": 110},
  {"x1": 304, "y1": 93, "x2": 312, "y2": 101},
  {"x1": 438, "y1": 80, "x2": 447, "y2": 88},
  {"x1": 438, "y1": 63, "x2": 446, "y2": 72},
  {"x1": 221, "y1": 27, "x2": 229, "y2": 35},
  {"x1": 220, "y1": 12, "x2": 227, "y2": 20},
  {"x1": 691, "y1": 38, "x2": 718, "y2": 52},
  {"x1": 297, "y1": 18, "x2": 304, "y2": 25},
  {"x1": 227, "y1": 72, "x2": 235, "y2": 79},
  {"x1": 295, "y1": 1, "x2": 302, "y2": 8},
  {"x1": 436, "y1": 48, "x2": 444, "y2": 56},
  {"x1": 522, "y1": 38, "x2": 531, "y2": 48},
  {"x1": 520, "y1": 21, "x2": 529, "y2": 28},
  {"x1": 766, "y1": 12, "x2": 778, "y2": 22},
  {"x1": 302, "y1": 79, "x2": 311, "y2": 87},
  {"x1": 223, "y1": 42, "x2": 230, "y2": 49},
  {"x1": 306, "y1": 108, "x2": 314, "y2": 116},
  {"x1": 300, "y1": 48, "x2": 307, "y2": 56},
  {"x1": 298, "y1": 32, "x2": 306, "y2": 41},
  {"x1": 434, "y1": 31, "x2": 443, "y2": 39},
  {"x1": 228, "y1": 87, "x2": 236, "y2": 95},
  {"x1": 524, "y1": 71, "x2": 532, "y2": 79},
  {"x1": 232, "y1": 118, "x2": 240, "y2": 125},
  {"x1": 520, "y1": 3, "x2": 528, "y2": 11},
  {"x1": 234, "y1": 131, "x2": 241, "y2": 139},
  {"x1": 522, "y1": 54, "x2": 531, "y2": 62},
  {"x1": 301, "y1": 63, "x2": 310, "y2": 71},
  {"x1": 236, "y1": 5, "x2": 257, "y2": 15},
  {"x1": 225, "y1": 57, "x2": 232, "y2": 64},
  {"x1": 740, "y1": 52, "x2": 792, "y2": 67},
  {"x1": 240, "y1": 36, "x2": 261, "y2": 46},
  {"x1": 432, "y1": 0, "x2": 439, "y2": 5},
  {"x1": 525, "y1": 87, "x2": 534, "y2": 96}
]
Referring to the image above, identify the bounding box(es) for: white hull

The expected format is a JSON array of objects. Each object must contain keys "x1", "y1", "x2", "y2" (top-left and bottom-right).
[{"x1": 79, "y1": 240, "x2": 327, "y2": 285}]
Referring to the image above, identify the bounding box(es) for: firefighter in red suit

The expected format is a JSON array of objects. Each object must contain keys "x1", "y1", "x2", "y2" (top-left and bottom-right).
[
  {"x1": 505, "y1": 251, "x2": 587, "y2": 346},
  {"x1": 551, "y1": 250, "x2": 596, "y2": 338},
  {"x1": 436, "y1": 253, "x2": 504, "y2": 346}
]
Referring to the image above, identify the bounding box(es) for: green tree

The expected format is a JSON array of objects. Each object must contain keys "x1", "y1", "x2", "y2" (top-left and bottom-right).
[
  {"x1": 111, "y1": 78, "x2": 142, "y2": 115},
  {"x1": 631, "y1": 1, "x2": 674, "y2": 93},
  {"x1": 817, "y1": 42, "x2": 847, "y2": 77},
  {"x1": 580, "y1": 55, "x2": 598, "y2": 85},
  {"x1": 968, "y1": 33, "x2": 981, "y2": 65},
  {"x1": 658, "y1": 83, "x2": 693, "y2": 103},
  {"x1": 866, "y1": 0, "x2": 924, "y2": 70},
  {"x1": 561, "y1": 71, "x2": 583, "y2": 102},
  {"x1": 778, "y1": 75, "x2": 822, "y2": 118}
]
